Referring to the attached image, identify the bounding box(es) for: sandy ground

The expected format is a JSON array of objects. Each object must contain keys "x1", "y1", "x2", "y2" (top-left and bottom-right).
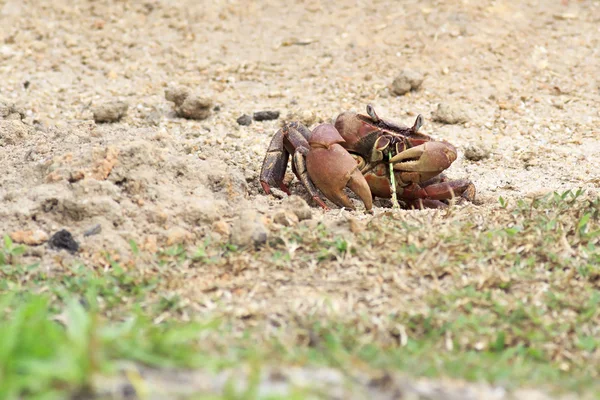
[{"x1": 1, "y1": 0, "x2": 599, "y2": 398}]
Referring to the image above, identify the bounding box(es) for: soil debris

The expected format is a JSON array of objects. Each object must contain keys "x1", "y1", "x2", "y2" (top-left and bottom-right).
[
  {"x1": 212, "y1": 220, "x2": 231, "y2": 236},
  {"x1": 0, "y1": 120, "x2": 31, "y2": 145},
  {"x1": 285, "y1": 109, "x2": 318, "y2": 127},
  {"x1": 0, "y1": 101, "x2": 25, "y2": 120},
  {"x1": 230, "y1": 210, "x2": 268, "y2": 248},
  {"x1": 48, "y1": 229, "x2": 79, "y2": 254},
  {"x1": 253, "y1": 111, "x2": 280, "y2": 121},
  {"x1": 390, "y1": 69, "x2": 424, "y2": 96},
  {"x1": 92, "y1": 101, "x2": 129, "y2": 123},
  {"x1": 281, "y1": 195, "x2": 312, "y2": 221},
  {"x1": 464, "y1": 143, "x2": 491, "y2": 161},
  {"x1": 9, "y1": 230, "x2": 49, "y2": 245},
  {"x1": 165, "y1": 86, "x2": 212, "y2": 120},
  {"x1": 432, "y1": 103, "x2": 468, "y2": 125},
  {"x1": 273, "y1": 209, "x2": 300, "y2": 226},
  {"x1": 83, "y1": 224, "x2": 102, "y2": 237},
  {"x1": 236, "y1": 114, "x2": 252, "y2": 126}
]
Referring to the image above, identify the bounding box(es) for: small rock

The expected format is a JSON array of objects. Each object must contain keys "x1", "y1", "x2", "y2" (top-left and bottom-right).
[
  {"x1": 165, "y1": 86, "x2": 212, "y2": 120},
  {"x1": 273, "y1": 209, "x2": 300, "y2": 227},
  {"x1": 165, "y1": 226, "x2": 193, "y2": 246},
  {"x1": 48, "y1": 229, "x2": 79, "y2": 254},
  {"x1": 236, "y1": 114, "x2": 252, "y2": 126},
  {"x1": 93, "y1": 101, "x2": 128, "y2": 123},
  {"x1": 432, "y1": 103, "x2": 468, "y2": 125},
  {"x1": 253, "y1": 111, "x2": 280, "y2": 121},
  {"x1": 212, "y1": 220, "x2": 230, "y2": 236},
  {"x1": 391, "y1": 69, "x2": 424, "y2": 96},
  {"x1": 464, "y1": 143, "x2": 491, "y2": 161},
  {"x1": 10, "y1": 230, "x2": 49, "y2": 245},
  {"x1": 230, "y1": 210, "x2": 268, "y2": 248},
  {"x1": 281, "y1": 195, "x2": 312, "y2": 221}
]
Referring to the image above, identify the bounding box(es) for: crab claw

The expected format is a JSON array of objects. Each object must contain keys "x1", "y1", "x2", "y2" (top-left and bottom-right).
[
  {"x1": 389, "y1": 141, "x2": 457, "y2": 181},
  {"x1": 306, "y1": 124, "x2": 373, "y2": 212}
]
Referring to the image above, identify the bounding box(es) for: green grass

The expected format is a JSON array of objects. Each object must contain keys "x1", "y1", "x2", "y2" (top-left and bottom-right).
[{"x1": 1, "y1": 190, "x2": 599, "y2": 398}]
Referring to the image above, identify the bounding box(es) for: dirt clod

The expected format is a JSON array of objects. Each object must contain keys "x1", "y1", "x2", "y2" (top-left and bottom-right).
[
  {"x1": 391, "y1": 69, "x2": 424, "y2": 96},
  {"x1": 0, "y1": 101, "x2": 25, "y2": 120},
  {"x1": 165, "y1": 226, "x2": 194, "y2": 246},
  {"x1": 48, "y1": 229, "x2": 79, "y2": 254},
  {"x1": 285, "y1": 109, "x2": 317, "y2": 127},
  {"x1": 165, "y1": 86, "x2": 191, "y2": 106},
  {"x1": 273, "y1": 209, "x2": 300, "y2": 226},
  {"x1": 0, "y1": 120, "x2": 30, "y2": 145},
  {"x1": 212, "y1": 220, "x2": 231, "y2": 236},
  {"x1": 230, "y1": 210, "x2": 268, "y2": 248},
  {"x1": 9, "y1": 230, "x2": 49, "y2": 245},
  {"x1": 254, "y1": 111, "x2": 280, "y2": 121},
  {"x1": 177, "y1": 95, "x2": 212, "y2": 120},
  {"x1": 464, "y1": 143, "x2": 491, "y2": 161},
  {"x1": 432, "y1": 103, "x2": 468, "y2": 125},
  {"x1": 165, "y1": 86, "x2": 212, "y2": 120},
  {"x1": 281, "y1": 195, "x2": 312, "y2": 221},
  {"x1": 236, "y1": 114, "x2": 252, "y2": 126},
  {"x1": 92, "y1": 101, "x2": 129, "y2": 123}
]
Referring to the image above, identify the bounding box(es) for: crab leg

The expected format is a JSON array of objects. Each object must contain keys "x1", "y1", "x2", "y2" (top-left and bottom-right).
[{"x1": 260, "y1": 129, "x2": 291, "y2": 195}]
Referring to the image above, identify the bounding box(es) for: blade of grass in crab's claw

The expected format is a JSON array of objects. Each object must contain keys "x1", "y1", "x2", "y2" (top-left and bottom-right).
[{"x1": 388, "y1": 152, "x2": 400, "y2": 209}]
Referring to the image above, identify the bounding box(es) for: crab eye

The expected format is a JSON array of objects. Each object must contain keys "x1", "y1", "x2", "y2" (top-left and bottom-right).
[
  {"x1": 412, "y1": 114, "x2": 423, "y2": 132},
  {"x1": 366, "y1": 104, "x2": 379, "y2": 122}
]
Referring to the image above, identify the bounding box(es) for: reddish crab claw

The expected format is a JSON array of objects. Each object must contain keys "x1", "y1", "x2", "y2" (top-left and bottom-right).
[
  {"x1": 335, "y1": 104, "x2": 476, "y2": 209},
  {"x1": 259, "y1": 122, "x2": 373, "y2": 212}
]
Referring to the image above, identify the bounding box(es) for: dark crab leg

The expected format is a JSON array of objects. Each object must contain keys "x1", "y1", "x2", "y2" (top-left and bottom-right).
[
  {"x1": 260, "y1": 128, "x2": 291, "y2": 195},
  {"x1": 285, "y1": 125, "x2": 330, "y2": 209}
]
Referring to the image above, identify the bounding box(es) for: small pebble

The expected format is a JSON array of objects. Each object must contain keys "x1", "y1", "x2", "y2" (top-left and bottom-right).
[
  {"x1": 83, "y1": 224, "x2": 102, "y2": 237},
  {"x1": 92, "y1": 101, "x2": 128, "y2": 123},
  {"x1": 391, "y1": 69, "x2": 424, "y2": 96},
  {"x1": 253, "y1": 111, "x2": 280, "y2": 121},
  {"x1": 230, "y1": 210, "x2": 268, "y2": 248},
  {"x1": 48, "y1": 229, "x2": 79, "y2": 254},
  {"x1": 464, "y1": 143, "x2": 491, "y2": 161},
  {"x1": 237, "y1": 114, "x2": 252, "y2": 126},
  {"x1": 432, "y1": 103, "x2": 468, "y2": 125}
]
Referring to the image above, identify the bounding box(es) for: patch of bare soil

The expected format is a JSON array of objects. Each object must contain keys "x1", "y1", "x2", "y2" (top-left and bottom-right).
[{"x1": 1, "y1": 0, "x2": 599, "y2": 398}]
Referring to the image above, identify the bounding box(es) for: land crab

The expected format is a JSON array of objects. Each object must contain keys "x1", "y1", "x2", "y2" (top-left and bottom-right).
[{"x1": 260, "y1": 105, "x2": 475, "y2": 211}]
